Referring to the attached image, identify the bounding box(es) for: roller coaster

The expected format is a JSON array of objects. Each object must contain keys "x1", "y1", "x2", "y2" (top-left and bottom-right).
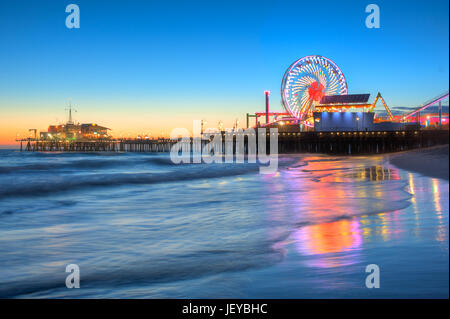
[
  {"x1": 403, "y1": 91, "x2": 449, "y2": 119},
  {"x1": 373, "y1": 91, "x2": 449, "y2": 125}
]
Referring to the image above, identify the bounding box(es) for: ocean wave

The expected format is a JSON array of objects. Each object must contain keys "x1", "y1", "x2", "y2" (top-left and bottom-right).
[
  {"x1": 0, "y1": 154, "x2": 293, "y2": 173},
  {"x1": 0, "y1": 154, "x2": 299, "y2": 198},
  {"x1": 292, "y1": 198, "x2": 412, "y2": 228},
  {"x1": 0, "y1": 163, "x2": 264, "y2": 198},
  {"x1": 0, "y1": 159, "x2": 127, "y2": 173},
  {"x1": 0, "y1": 238, "x2": 286, "y2": 298}
]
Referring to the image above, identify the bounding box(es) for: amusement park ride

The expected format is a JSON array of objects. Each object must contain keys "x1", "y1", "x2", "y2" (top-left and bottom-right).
[{"x1": 248, "y1": 55, "x2": 449, "y2": 130}]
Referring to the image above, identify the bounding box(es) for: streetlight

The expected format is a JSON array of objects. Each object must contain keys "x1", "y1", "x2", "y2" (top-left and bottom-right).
[
  {"x1": 356, "y1": 116, "x2": 360, "y2": 132},
  {"x1": 264, "y1": 90, "x2": 271, "y2": 124}
]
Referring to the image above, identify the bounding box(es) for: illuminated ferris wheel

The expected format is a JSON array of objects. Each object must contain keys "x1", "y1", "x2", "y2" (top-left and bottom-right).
[{"x1": 281, "y1": 55, "x2": 348, "y2": 121}]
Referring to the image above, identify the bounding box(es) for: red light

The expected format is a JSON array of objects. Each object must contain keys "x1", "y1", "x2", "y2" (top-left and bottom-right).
[{"x1": 308, "y1": 81, "x2": 325, "y2": 102}]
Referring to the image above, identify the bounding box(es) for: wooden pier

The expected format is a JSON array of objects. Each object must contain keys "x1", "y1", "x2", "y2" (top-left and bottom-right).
[
  {"x1": 276, "y1": 129, "x2": 448, "y2": 154},
  {"x1": 17, "y1": 129, "x2": 448, "y2": 155},
  {"x1": 17, "y1": 138, "x2": 177, "y2": 153}
]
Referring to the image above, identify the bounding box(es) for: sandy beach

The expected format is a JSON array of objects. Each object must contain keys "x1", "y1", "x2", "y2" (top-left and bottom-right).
[{"x1": 389, "y1": 145, "x2": 449, "y2": 180}]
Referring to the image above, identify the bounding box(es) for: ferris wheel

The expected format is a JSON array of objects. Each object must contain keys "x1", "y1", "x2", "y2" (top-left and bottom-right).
[{"x1": 281, "y1": 55, "x2": 348, "y2": 121}]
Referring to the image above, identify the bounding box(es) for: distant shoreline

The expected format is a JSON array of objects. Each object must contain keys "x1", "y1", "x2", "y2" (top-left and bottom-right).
[{"x1": 389, "y1": 144, "x2": 449, "y2": 180}]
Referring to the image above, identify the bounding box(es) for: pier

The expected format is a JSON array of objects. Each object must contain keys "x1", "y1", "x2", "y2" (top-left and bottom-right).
[
  {"x1": 17, "y1": 129, "x2": 448, "y2": 155},
  {"x1": 17, "y1": 138, "x2": 177, "y2": 153},
  {"x1": 276, "y1": 129, "x2": 448, "y2": 154}
]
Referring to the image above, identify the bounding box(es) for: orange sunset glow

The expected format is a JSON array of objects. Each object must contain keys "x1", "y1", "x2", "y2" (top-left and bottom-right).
[{"x1": 0, "y1": 98, "x2": 255, "y2": 146}]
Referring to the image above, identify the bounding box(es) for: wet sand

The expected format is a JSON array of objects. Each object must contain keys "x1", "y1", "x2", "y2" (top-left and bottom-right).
[{"x1": 389, "y1": 145, "x2": 449, "y2": 180}]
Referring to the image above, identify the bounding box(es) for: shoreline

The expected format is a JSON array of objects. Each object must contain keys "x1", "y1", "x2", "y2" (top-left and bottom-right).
[
  {"x1": 388, "y1": 144, "x2": 449, "y2": 180},
  {"x1": 3, "y1": 142, "x2": 450, "y2": 182}
]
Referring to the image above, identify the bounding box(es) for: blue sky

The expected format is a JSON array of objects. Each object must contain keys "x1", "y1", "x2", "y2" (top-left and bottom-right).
[{"x1": 0, "y1": 0, "x2": 448, "y2": 140}]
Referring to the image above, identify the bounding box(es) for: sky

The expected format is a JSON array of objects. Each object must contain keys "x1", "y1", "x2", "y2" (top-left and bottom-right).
[{"x1": 0, "y1": 0, "x2": 448, "y2": 144}]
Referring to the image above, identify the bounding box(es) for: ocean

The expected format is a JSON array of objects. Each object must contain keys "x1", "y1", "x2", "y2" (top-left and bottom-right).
[{"x1": 0, "y1": 149, "x2": 448, "y2": 298}]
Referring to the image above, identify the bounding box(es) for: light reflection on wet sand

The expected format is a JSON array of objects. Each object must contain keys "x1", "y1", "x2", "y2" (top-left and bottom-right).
[{"x1": 264, "y1": 155, "x2": 448, "y2": 272}]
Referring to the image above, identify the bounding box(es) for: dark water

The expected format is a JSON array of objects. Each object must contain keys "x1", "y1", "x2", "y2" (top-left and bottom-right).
[{"x1": 0, "y1": 150, "x2": 448, "y2": 298}]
